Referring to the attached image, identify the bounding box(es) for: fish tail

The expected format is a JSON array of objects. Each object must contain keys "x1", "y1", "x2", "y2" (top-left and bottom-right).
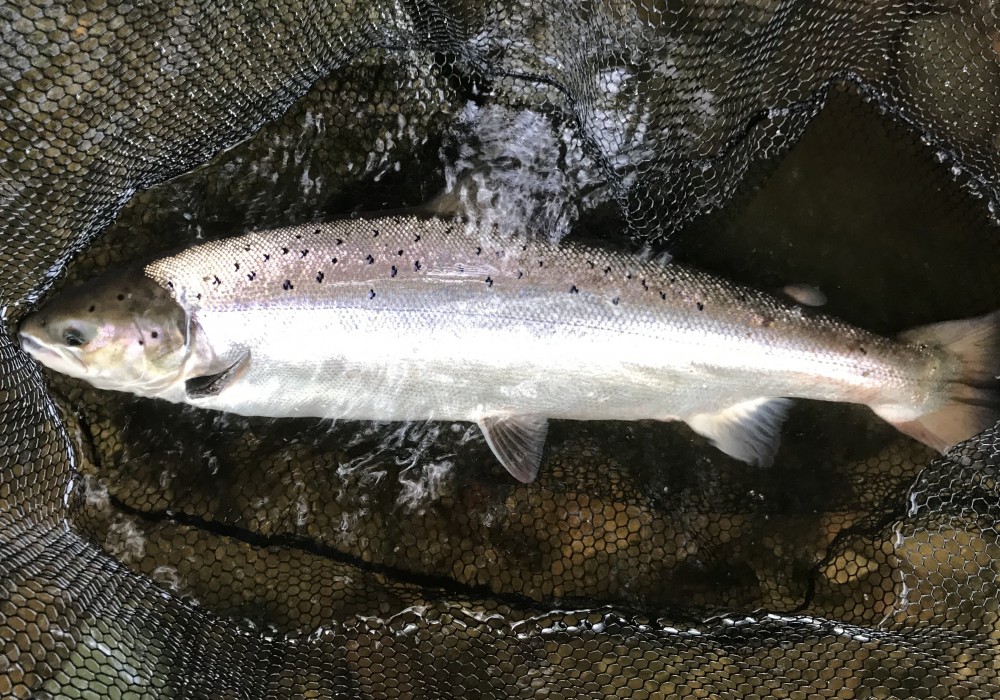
[{"x1": 882, "y1": 310, "x2": 1000, "y2": 452}]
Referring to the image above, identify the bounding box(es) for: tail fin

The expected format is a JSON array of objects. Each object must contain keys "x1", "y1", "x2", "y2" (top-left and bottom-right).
[{"x1": 889, "y1": 311, "x2": 1000, "y2": 452}]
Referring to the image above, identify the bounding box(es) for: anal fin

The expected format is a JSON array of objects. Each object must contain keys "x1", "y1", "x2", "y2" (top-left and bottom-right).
[
  {"x1": 185, "y1": 351, "x2": 251, "y2": 399},
  {"x1": 478, "y1": 415, "x2": 549, "y2": 483},
  {"x1": 685, "y1": 397, "x2": 792, "y2": 467}
]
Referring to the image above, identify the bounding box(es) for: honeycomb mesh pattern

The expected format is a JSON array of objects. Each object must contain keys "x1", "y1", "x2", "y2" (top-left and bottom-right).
[{"x1": 4, "y1": 0, "x2": 1000, "y2": 697}]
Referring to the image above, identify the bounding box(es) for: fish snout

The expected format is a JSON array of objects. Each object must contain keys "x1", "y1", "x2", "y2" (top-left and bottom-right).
[
  {"x1": 17, "y1": 324, "x2": 46, "y2": 359},
  {"x1": 17, "y1": 322, "x2": 89, "y2": 375}
]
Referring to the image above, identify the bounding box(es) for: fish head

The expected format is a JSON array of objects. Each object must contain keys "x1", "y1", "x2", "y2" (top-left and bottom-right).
[{"x1": 18, "y1": 267, "x2": 194, "y2": 395}]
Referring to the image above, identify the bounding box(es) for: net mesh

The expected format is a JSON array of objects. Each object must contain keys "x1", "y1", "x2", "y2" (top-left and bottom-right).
[{"x1": 3, "y1": 0, "x2": 1000, "y2": 697}]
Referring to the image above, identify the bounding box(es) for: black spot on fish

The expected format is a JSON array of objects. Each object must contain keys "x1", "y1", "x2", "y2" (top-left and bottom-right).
[
  {"x1": 316, "y1": 271, "x2": 325, "y2": 283},
  {"x1": 485, "y1": 276, "x2": 494, "y2": 288},
  {"x1": 88, "y1": 305, "x2": 95, "y2": 313},
  {"x1": 117, "y1": 294, "x2": 125, "y2": 301},
  {"x1": 234, "y1": 262, "x2": 240, "y2": 271},
  {"x1": 604, "y1": 266, "x2": 611, "y2": 275},
  {"x1": 138, "y1": 340, "x2": 144, "y2": 346},
  {"x1": 476, "y1": 247, "x2": 482, "y2": 256},
  {"x1": 517, "y1": 271, "x2": 523, "y2": 279},
  {"x1": 414, "y1": 260, "x2": 421, "y2": 271},
  {"x1": 283, "y1": 280, "x2": 294, "y2": 291},
  {"x1": 587, "y1": 260, "x2": 595, "y2": 268},
  {"x1": 372, "y1": 228, "x2": 379, "y2": 237},
  {"x1": 151, "y1": 331, "x2": 159, "y2": 339},
  {"x1": 521, "y1": 244, "x2": 528, "y2": 251},
  {"x1": 368, "y1": 289, "x2": 376, "y2": 299},
  {"x1": 696, "y1": 301, "x2": 704, "y2": 311},
  {"x1": 414, "y1": 234, "x2": 421, "y2": 242},
  {"x1": 570, "y1": 285, "x2": 579, "y2": 294},
  {"x1": 641, "y1": 279, "x2": 648, "y2": 290},
  {"x1": 244, "y1": 245, "x2": 251, "y2": 252},
  {"x1": 366, "y1": 254, "x2": 375, "y2": 265},
  {"x1": 612, "y1": 297, "x2": 620, "y2": 305},
  {"x1": 282, "y1": 247, "x2": 289, "y2": 255},
  {"x1": 397, "y1": 249, "x2": 404, "y2": 256},
  {"x1": 538, "y1": 260, "x2": 544, "y2": 268},
  {"x1": 314, "y1": 229, "x2": 321, "y2": 235},
  {"x1": 166, "y1": 281, "x2": 174, "y2": 288},
  {"x1": 626, "y1": 272, "x2": 632, "y2": 280},
  {"x1": 247, "y1": 272, "x2": 256, "y2": 281},
  {"x1": 390, "y1": 265, "x2": 397, "y2": 278},
  {"x1": 859, "y1": 346, "x2": 868, "y2": 355},
  {"x1": 300, "y1": 249, "x2": 309, "y2": 257},
  {"x1": 336, "y1": 238, "x2": 343, "y2": 246},
  {"x1": 213, "y1": 275, "x2": 221, "y2": 286},
  {"x1": 196, "y1": 293, "x2": 202, "y2": 301},
  {"x1": 669, "y1": 276, "x2": 676, "y2": 284},
  {"x1": 331, "y1": 257, "x2": 338, "y2": 264},
  {"x1": 263, "y1": 254, "x2": 270, "y2": 261},
  {"x1": 295, "y1": 234, "x2": 302, "y2": 240},
  {"x1": 659, "y1": 291, "x2": 666, "y2": 300}
]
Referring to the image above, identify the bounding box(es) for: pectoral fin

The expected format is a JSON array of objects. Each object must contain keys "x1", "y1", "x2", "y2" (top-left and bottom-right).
[
  {"x1": 478, "y1": 415, "x2": 549, "y2": 483},
  {"x1": 685, "y1": 398, "x2": 792, "y2": 467},
  {"x1": 185, "y1": 351, "x2": 251, "y2": 399}
]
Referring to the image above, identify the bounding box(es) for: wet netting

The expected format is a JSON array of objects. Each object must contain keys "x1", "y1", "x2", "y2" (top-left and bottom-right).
[{"x1": 4, "y1": 0, "x2": 1000, "y2": 697}]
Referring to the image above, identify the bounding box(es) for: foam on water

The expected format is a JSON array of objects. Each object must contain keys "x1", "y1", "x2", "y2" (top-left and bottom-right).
[{"x1": 439, "y1": 102, "x2": 611, "y2": 242}]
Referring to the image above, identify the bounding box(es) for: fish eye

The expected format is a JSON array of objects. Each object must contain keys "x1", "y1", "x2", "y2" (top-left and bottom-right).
[{"x1": 62, "y1": 329, "x2": 86, "y2": 347}]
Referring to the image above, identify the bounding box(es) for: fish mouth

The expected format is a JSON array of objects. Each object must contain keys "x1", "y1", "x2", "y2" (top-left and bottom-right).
[
  {"x1": 18, "y1": 331, "x2": 89, "y2": 374},
  {"x1": 18, "y1": 331, "x2": 50, "y2": 359}
]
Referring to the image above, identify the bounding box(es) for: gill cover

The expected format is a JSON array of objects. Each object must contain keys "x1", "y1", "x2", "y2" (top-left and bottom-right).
[{"x1": 18, "y1": 266, "x2": 208, "y2": 396}]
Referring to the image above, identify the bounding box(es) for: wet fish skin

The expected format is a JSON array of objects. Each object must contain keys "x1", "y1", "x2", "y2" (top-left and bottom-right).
[{"x1": 18, "y1": 212, "x2": 1000, "y2": 481}]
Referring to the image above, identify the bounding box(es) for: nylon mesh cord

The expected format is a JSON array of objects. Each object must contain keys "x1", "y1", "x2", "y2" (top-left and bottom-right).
[{"x1": 3, "y1": 0, "x2": 1000, "y2": 698}]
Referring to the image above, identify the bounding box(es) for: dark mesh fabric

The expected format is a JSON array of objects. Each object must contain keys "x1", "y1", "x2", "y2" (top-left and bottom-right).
[{"x1": 3, "y1": 0, "x2": 1000, "y2": 697}]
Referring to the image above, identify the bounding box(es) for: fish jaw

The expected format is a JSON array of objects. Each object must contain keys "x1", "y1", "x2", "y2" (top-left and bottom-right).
[{"x1": 18, "y1": 325, "x2": 91, "y2": 378}]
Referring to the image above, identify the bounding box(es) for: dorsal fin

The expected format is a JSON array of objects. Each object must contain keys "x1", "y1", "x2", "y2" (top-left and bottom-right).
[
  {"x1": 477, "y1": 415, "x2": 549, "y2": 483},
  {"x1": 781, "y1": 283, "x2": 827, "y2": 307},
  {"x1": 636, "y1": 244, "x2": 672, "y2": 267}
]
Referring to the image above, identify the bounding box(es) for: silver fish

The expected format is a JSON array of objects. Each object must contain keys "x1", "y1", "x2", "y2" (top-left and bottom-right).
[{"x1": 18, "y1": 212, "x2": 1000, "y2": 482}]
